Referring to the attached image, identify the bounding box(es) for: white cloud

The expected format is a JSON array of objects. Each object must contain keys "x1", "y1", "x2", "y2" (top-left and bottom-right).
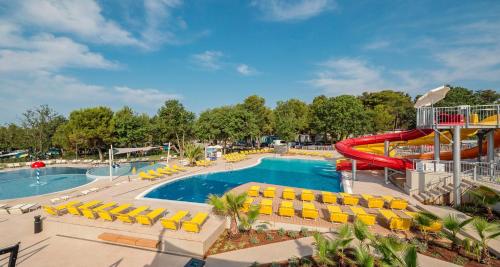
[
  {"x1": 141, "y1": 0, "x2": 183, "y2": 48},
  {"x1": 363, "y1": 40, "x2": 390, "y2": 50},
  {"x1": 15, "y1": 0, "x2": 141, "y2": 46},
  {"x1": 0, "y1": 73, "x2": 180, "y2": 123},
  {"x1": 236, "y1": 64, "x2": 257, "y2": 76},
  {"x1": 251, "y1": 0, "x2": 335, "y2": 22},
  {"x1": 0, "y1": 33, "x2": 118, "y2": 73},
  {"x1": 191, "y1": 50, "x2": 224, "y2": 70}
]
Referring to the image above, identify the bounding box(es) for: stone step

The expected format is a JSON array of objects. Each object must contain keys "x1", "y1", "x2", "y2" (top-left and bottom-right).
[{"x1": 413, "y1": 194, "x2": 425, "y2": 203}]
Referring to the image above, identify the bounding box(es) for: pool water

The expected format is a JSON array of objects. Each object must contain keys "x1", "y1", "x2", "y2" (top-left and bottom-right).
[
  {"x1": 144, "y1": 157, "x2": 341, "y2": 203},
  {"x1": 0, "y1": 167, "x2": 92, "y2": 200},
  {"x1": 87, "y1": 162, "x2": 165, "y2": 177}
]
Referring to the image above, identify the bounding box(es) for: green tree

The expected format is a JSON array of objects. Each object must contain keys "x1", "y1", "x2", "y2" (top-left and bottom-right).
[
  {"x1": 241, "y1": 95, "x2": 274, "y2": 147},
  {"x1": 359, "y1": 90, "x2": 415, "y2": 130},
  {"x1": 309, "y1": 95, "x2": 330, "y2": 142},
  {"x1": 66, "y1": 106, "x2": 115, "y2": 161},
  {"x1": 114, "y1": 106, "x2": 151, "y2": 148},
  {"x1": 0, "y1": 124, "x2": 29, "y2": 151},
  {"x1": 328, "y1": 95, "x2": 368, "y2": 141},
  {"x1": 207, "y1": 192, "x2": 248, "y2": 238},
  {"x1": 274, "y1": 99, "x2": 309, "y2": 141},
  {"x1": 436, "y1": 86, "x2": 478, "y2": 106},
  {"x1": 21, "y1": 105, "x2": 65, "y2": 154},
  {"x1": 155, "y1": 100, "x2": 195, "y2": 159},
  {"x1": 474, "y1": 89, "x2": 499, "y2": 104},
  {"x1": 368, "y1": 104, "x2": 394, "y2": 133}
]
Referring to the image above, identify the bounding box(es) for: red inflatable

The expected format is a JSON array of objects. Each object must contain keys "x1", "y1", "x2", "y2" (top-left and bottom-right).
[
  {"x1": 335, "y1": 129, "x2": 433, "y2": 171},
  {"x1": 31, "y1": 161, "x2": 46, "y2": 168}
]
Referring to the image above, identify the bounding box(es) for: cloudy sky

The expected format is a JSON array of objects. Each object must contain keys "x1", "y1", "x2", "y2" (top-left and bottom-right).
[{"x1": 0, "y1": 0, "x2": 499, "y2": 123}]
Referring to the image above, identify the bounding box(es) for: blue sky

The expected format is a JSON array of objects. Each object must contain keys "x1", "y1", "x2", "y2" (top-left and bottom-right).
[{"x1": 0, "y1": 0, "x2": 499, "y2": 123}]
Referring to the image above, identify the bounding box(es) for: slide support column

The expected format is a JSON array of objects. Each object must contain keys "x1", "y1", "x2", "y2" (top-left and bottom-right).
[
  {"x1": 352, "y1": 159, "x2": 357, "y2": 181},
  {"x1": 434, "y1": 129, "x2": 440, "y2": 161},
  {"x1": 477, "y1": 132, "x2": 484, "y2": 162},
  {"x1": 453, "y1": 126, "x2": 461, "y2": 206},
  {"x1": 487, "y1": 130, "x2": 495, "y2": 163},
  {"x1": 384, "y1": 140, "x2": 389, "y2": 184}
]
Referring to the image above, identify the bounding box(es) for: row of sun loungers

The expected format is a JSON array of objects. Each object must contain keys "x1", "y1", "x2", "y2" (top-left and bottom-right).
[
  {"x1": 196, "y1": 159, "x2": 214, "y2": 167},
  {"x1": 138, "y1": 165, "x2": 188, "y2": 180},
  {"x1": 43, "y1": 200, "x2": 209, "y2": 233},
  {"x1": 247, "y1": 186, "x2": 409, "y2": 210},
  {"x1": 287, "y1": 149, "x2": 334, "y2": 158},
  {"x1": 0, "y1": 203, "x2": 40, "y2": 215},
  {"x1": 242, "y1": 197, "x2": 437, "y2": 232},
  {"x1": 223, "y1": 153, "x2": 247, "y2": 162}
]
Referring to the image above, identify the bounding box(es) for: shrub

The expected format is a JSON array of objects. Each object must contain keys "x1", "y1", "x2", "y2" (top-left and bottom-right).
[
  {"x1": 288, "y1": 256, "x2": 300, "y2": 267},
  {"x1": 249, "y1": 262, "x2": 259, "y2": 267},
  {"x1": 300, "y1": 257, "x2": 313, "y2": 267},
  {"x1": 256, "y1": 227, "x2": 265, "y2": 234},
  {"x1": 265, "y1": 233, "x2": 274, "y2": 241},
  {"x1": 300, "y1": 227, "x2": 309, "y2": 237},
  {"x1": 453, "y1": 255, "x2": 468, "y2": 266},
  {"x1": 250, "y1": 235, "x2": 260, "y2": 244},
  {"x1": 270, "y1": 262, "x2": 280, "y2": 267},
  {"x1": 410, "y1": 238, "x2": 428, "y2": 253},
  {"x1": 277, "y1": 228, "x2": 286, "y2": 237},
  {"x1": 287, "y1": 231, "x2": 298, "y2": 238}
]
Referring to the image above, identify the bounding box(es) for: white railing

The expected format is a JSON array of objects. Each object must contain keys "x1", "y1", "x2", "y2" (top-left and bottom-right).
[
  {"x1": 396, "y1": 143, "x2": 476, "y2": 156},
  {"x1": 411, "y1": 159, "x2": 500, "y2": 184},
  {"x1": 416, "y1": 104, "x2": 500, "y2": 128}
]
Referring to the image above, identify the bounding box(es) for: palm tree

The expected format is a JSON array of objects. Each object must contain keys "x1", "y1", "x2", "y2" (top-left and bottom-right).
[
  {"x1": 354, "y1": 245, "x2": 375, "y2": 267},
  {"x1": 184, "y1": 143, "x2": 204, "y2": 166},
  {"x1": 467, "y1": 186, "x2": 500, "y2": 220},
  {"x1": 413, "y1": 211, "x2": 440, "y2": 245},
  {"x1": 470, "y1": 217, "x2": 500, "y2": 263},
  {"x1": 207, "y1": 192, "x2": 247, "y2": 237},
  {"x1": 371, "y1": 235, "x2": 417, "y2": 267},
  {"x1": 442, "y1": 214, "x2": 473, "y2": 250},
  {"x1": 238, "y1": 205, "x2": 260, "y2": 233},
  {"x1": 313, "y1": 233, "x2": 335, "y2": 266},
  {"x1": 353, "y1": 219, "x2": 372, "y2": 247}
]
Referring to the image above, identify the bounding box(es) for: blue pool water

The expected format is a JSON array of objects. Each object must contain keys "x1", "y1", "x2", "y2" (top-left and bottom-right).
[
  {"x1": 0, "y1": 167, "x2": 93, "y2": 200},
  {"x1": 87, "y1": 162, "x2": 164, "y2": 177},
  {"x1": 144, "y1": 157, "x2": 341, "y2": 203}
]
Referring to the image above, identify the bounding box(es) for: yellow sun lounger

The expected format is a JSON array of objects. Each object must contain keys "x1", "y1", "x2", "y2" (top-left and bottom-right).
[
  {"x1": 139, "y1": 172, "x2": 156, "y2": 180},
  {"x1": 322, "y1": 191, "x2": 337, "y2": 204},
  {"x1": 173, "y1": 165, "x2": 187, "y2": 171},
  {"x1": 278, "y1": 201, "x2": 294, "y2": 217},
  {"x1": 282, "y1": 188, "x2": 295, "y2": 200},
  {"x1": 148, "y1": 170, "x2": 162, "y2": 177},
  {"x1": 43, "y1": 200, "x2": 81, "y2": 216},
  {"x1": 82, "y1": 202, "x2": 116, "y2": 219},
  {"x1": 379, "y1": 209, "x2": 411, "y2": 231},
  {"x1": 157, "y1": 168, "x2": 173, "y2": 175},
  {"x1": 350, "y1": 206, "x2": 376, "y2": 226},
  {"x1": 241, "y1": 198, "x2": 254, "y2": 212},
  {"x1": 302, "y1": 202, "x2": 319, "y2": 219},
  {"x1": 98, "y1": 203, "x2": 132, "y2": 221},
  {"x1": 116, "y1": 206, "x2": 149, "y2": 223},
  {"x1": 301, "y1": 190, "x2": 315, "y2": 201},
  {"x1": 263, "y1": 187, "x2": 276, "y2": 198},
  {"x1": 136, "y1": 208, "x2": 167, "y2": 226},
  {"x1": 247, "y1": 185, "x2": 260, "y2": 197},
  {"x1": 382, "y1": 196, "x2": 408, "y2": 210},
  {"x1": 404, "y1": 211, "x2": 443, "y2": 233},
  {"x1": 164, "y1": 166, "x2": 179, "y2": 173},
  {"x1": 161, "y1": 210, "x2": 189, "y2": 230},
  {"x1": 182, "y1": 212, "x2": 208, "y2": 233},
  {"x1": 361, "y1": 194, "x2": 384, "y2": 208},
  {"x1": 340, "y1": 193, "x2": 359, "y2": 206},
  {"x1": 68, "y1": 200, "x2": 102, "y2": 216},
  {"x1": 327, "y1": 205, "x2": 349, "y2": 223},
  {"x1": 259, "y1": 199, "x2": 273, "y2": 215}
]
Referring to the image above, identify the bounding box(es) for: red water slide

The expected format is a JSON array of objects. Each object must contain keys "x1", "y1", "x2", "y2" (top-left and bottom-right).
[{"x1": 335, "y1": 129, "x2": 433, "y2": 171}]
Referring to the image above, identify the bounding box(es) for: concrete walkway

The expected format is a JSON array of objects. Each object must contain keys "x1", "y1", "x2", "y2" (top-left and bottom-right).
[{"x1": 205, "y1": 233, "x2": 460, "y2": 267}]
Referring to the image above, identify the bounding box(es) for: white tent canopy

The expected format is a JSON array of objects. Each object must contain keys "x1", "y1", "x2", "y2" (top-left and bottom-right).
[
  {"x1": 113, "y1": 146, "x2": 159, "y2": 155},
  {"x1": 414, "y1": 85, "x2": 450, "y2": 108}
]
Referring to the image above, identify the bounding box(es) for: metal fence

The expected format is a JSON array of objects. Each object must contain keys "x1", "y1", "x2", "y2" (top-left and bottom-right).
[
  {"x1": 411, "y1": 159, "x2": 500, "y2": 184},
  {"x1": 416, "y1": 104, "x2": 500, "y2": 128}
]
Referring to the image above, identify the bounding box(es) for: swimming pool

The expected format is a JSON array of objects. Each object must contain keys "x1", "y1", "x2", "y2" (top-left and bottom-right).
[
  {"x1": 87, "y1": 162, "x2": 165, "y2": 177},
  {"x1": 143, "y1": 157, "x2": 341, "y2": 203},
  {"x1": 0, "y1": 167, "x2": 93, "y2": 200}
]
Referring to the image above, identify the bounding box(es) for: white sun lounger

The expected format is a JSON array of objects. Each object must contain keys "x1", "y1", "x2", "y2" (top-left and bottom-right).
[
  {"x1": 81, "y1": 190, "x2": 91, "y2": 195},
  {"x1": 89, "y1": 187, "x2": 99, "y2": 192},
  {"x1": 8, "y1": 203, "x2": 40, "y2": 214},
  {"x1": 0, "y1": 204, "x2": 9, "y2": 214}
]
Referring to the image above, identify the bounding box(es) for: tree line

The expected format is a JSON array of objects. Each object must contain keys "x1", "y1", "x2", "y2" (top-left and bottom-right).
[{"x1": 0, "y1": 86, "x2": 498, "y2": 160}]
